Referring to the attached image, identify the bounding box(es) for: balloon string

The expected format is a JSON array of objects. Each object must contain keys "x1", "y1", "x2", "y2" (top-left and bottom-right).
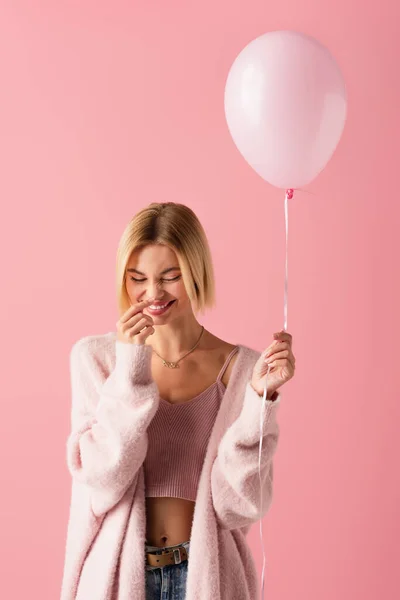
[{"x1": 258, "y1": 188, "x2": 291, "y2": 599}]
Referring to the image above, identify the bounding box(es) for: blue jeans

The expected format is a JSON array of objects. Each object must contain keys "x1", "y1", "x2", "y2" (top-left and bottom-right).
[{"x1": 145, "y1": 540, "x2": 190, "y2": 600}]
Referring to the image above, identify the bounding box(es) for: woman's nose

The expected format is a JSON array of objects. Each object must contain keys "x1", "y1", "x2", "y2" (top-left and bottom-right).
[{"x1": 146, "y1": 282, "x2": 165, "y2": 300}]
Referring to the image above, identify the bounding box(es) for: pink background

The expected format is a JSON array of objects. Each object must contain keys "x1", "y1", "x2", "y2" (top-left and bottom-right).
[{"x1": 0, "y1": 1, "x2": 399, "y2": 598}]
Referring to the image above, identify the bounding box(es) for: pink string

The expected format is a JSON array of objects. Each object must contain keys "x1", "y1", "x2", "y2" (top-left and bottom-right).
[{"x1": 258, "y1": 188, "x2": 292, "y2": 598}]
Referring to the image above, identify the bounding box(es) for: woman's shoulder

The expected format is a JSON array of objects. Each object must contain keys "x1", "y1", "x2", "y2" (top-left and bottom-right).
[
  {"x1": 208, "y1": 336, "x2": 261, "y2": 387},
  {"x1": 213, "y1": 337, "x2": 261, "y2": 361}
]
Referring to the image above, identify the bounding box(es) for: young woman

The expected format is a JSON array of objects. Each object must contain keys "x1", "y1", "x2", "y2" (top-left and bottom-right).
[{"x1": 60, "y1": 202, "x2": 295, "y2": 600}]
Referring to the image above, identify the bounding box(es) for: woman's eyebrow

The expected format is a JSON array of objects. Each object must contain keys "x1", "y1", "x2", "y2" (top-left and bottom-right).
[{"x1": 126, "y1": 266, "x2": 181, "y2": 275}]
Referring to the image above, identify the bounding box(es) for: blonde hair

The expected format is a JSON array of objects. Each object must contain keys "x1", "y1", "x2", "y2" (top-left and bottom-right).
[{"x1": 116, "y1": 202, "x2": 216, "y2": 317}]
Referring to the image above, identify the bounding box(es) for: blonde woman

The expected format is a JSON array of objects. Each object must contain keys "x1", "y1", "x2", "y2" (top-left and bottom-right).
[{"x1": 60, "y1": 202, "x2": 295, "y2": 600}]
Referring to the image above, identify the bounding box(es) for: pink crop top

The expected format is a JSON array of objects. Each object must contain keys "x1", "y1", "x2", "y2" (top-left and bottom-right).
[{"x1": 144, "y1": 346, "x2": 240, "y2": 502}]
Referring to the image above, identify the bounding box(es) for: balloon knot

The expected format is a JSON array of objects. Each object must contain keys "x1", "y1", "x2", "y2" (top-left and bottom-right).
[{"x1": 286, "y1": 189, "x2": 294, "y2": 199}]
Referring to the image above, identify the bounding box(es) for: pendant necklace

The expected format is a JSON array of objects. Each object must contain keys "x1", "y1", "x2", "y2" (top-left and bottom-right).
[{"x1": 152, "y1": 326, "x2": 205, "y2": 368}]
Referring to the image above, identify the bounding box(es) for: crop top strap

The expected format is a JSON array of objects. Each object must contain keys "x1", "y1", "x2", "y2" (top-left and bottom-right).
[{"x1": 216, "y1": 346, "x2": 240, "y2": 382}]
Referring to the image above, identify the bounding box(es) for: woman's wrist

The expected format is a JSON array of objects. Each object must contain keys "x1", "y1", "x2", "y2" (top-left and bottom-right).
[{"x1": 250, "y1": 381, "x2": 278, "y2": 401}]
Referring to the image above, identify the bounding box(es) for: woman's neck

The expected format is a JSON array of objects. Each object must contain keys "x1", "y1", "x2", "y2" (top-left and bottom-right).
[{"x1": 145, "y1": 315, "x2": 205, "y2": 359}]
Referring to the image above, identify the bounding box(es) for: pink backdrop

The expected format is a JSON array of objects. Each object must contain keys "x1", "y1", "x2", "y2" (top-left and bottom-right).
[{"x1": 0, "y1": 1, "x2": 399, "y2": 598}]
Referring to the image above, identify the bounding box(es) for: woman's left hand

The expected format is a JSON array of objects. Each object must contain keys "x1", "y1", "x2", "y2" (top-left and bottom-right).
[{"x1": 250, "y1": 330, "x2": 296, "y2": 399}]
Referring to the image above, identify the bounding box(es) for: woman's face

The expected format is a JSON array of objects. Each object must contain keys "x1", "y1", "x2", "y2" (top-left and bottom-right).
[{"x1": 125, "y1": 244, "x2": 193, "y2": 322}]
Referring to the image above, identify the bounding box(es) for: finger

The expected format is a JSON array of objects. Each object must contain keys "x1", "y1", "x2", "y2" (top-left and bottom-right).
[
  {"x1": 120, "y1": 298, "x2": 156, "y2": 323},
  {"x1": 265, "y1": 353, "x2": 295, "y2": 371},
  {"x1": 273, "y1": 330, "x2": 293, "y2": 345},
  {"x1": 136, "y1": 325, "x2": 155, "y2": 342},
  {"x1": 121, "y1": 312, "x2": 153, "y2": 332},
  {"x1": 264, "y1": 341, "x2": 290, "y2": 357},
  {"x1": 126, "y1": 316, "x2": 151, "y2": 335},
  {"x1": 130, "y1": 311, "x2": 154, "y2": 326},
  {"x1": 262, "y1": 340, "x2": 284, "y2": 357},
  {"x1": 266, "y1": 357, "x2": 295, "y2": 371},
  {"x1": 264, "y1": 349, "x2": 290, "y2": 363}
]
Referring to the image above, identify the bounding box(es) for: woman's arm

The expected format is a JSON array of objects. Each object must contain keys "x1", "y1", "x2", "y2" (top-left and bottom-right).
[
  {"x1": 211, "y1": 380, "x2": 280, "y2": 530},
  {"x1": 66, "y1": 337, "x2": 159, "y2": 518}
]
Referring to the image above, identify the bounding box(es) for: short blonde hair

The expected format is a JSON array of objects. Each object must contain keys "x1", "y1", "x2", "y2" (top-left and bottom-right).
[{"x1": 116, "y1": 202, "x2": 216, "y2": 317}]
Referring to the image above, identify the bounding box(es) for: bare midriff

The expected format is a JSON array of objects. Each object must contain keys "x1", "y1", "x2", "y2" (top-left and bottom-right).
[
  {"x1": 144, "y1": 335, "x2": 238, "y2": 548},
  {"x1": 145, "y1": 496, "x2": 196, "y2": 547}
]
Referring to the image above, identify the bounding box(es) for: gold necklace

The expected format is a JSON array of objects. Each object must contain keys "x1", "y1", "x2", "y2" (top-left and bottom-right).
[{"x1": 152, "y1": 326, "x2": 205, "y2": 368}]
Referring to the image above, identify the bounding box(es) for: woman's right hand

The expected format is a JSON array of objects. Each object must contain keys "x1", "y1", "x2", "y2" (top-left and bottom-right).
[{"x1": 116, "y1": 298, "x2": 156, "y2": 345}]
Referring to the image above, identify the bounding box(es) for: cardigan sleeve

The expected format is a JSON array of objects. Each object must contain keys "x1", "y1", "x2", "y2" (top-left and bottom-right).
[
  {"x1": 66, "y1": 337, "x2": 159, "y2": 518},
  {"x1": 210, "y1": 380, "x2": 281, "y2": 530}
]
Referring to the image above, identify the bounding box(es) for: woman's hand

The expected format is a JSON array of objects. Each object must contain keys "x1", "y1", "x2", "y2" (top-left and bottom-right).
[
  {"x1": 250, "y1": 330, "x2": 295, "y2": 400},
  {"x1": 116, "y1": 298, "x2": 156, "y2": 345}
]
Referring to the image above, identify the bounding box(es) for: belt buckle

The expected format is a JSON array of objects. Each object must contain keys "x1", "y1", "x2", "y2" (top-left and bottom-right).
[{"x1": 173, "y1": 547, "x2": 182, "y2": 565}]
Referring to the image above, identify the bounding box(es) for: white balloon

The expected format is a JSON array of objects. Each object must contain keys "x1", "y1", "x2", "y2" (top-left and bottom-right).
[{"x1": 224, "y1": 30, "x2": 347, "y2": 189}]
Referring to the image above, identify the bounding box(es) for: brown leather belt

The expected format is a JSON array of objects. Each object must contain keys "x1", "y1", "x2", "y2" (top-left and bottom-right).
[{"x1": 146, "y1": 544, "x2": 188, "y2": 567}]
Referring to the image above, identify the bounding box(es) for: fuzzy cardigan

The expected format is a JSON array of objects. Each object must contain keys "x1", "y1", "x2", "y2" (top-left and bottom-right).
[{"x1": 60, "y1": 332, "x2": 281, "y2": 600}]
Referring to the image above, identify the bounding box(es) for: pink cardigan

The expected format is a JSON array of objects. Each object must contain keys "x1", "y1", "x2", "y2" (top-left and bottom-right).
[{"x1": 60, "y1": 332, "x2": 281, "y2": 600}]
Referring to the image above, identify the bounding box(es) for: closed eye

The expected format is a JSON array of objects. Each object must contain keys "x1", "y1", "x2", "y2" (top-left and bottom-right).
[{"x1": 130, "y1": 276, "x2": 181, "y2": 283}]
